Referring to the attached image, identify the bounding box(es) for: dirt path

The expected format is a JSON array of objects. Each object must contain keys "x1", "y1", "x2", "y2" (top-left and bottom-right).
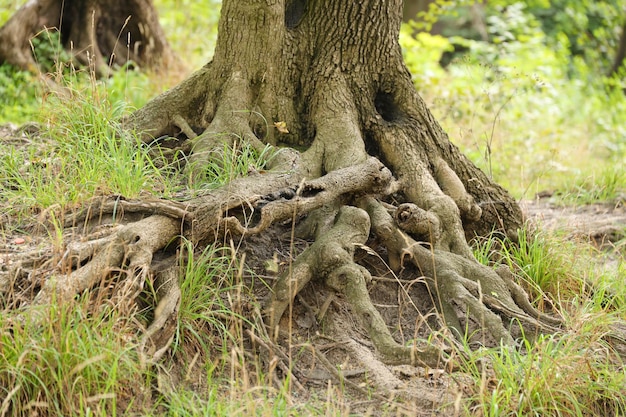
[{"x1": 521, "y1": 197, "x2": 626, "y2": 248}]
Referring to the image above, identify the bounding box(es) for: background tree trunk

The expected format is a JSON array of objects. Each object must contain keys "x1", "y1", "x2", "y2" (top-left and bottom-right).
[
  {"x1": 0, "y1": 0, "x2": 175, "y2": 75},
  {"x1": 609, "y1": 21, "x2": 626, "y2": 77}
]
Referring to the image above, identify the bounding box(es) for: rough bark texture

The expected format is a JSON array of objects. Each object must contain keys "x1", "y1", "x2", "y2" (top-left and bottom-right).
[
  {"x1": 0, "y1": 0, "x2": 174, "y2": 75},
  {"x1": 3, "y1": 0, "x2": 567, "y2": 384}
]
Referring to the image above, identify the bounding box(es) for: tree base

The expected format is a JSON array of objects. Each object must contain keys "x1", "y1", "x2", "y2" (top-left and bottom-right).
[{"x1": 0, "y1": 0, "x2": 175, "y2": 76}]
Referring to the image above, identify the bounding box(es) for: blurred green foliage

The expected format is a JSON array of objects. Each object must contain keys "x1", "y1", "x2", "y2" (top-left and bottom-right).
[
  {"x1": 515, "y1": 0, "x2": 625, "y2": 77},
  {"x1": 401, "y1": 1, "x2": 625, "y2": 198},
  {"x1": 0, "y1": 64, "x2": 40, "y2": 122},
  {"x1": 156, "y1": 0, "x2": 222, "y2": 69}
]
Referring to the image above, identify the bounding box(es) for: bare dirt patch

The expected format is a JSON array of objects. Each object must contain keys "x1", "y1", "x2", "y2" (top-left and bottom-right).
[{"x1": 522, "y1": 197, "x2": 626, "y2": 248}]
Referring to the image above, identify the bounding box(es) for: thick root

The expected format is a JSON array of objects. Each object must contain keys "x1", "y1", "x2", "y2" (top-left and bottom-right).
[
  {"x1": 139, "y1": 262, "x2": 181, "y2": 364},
  {"x1": 395, "y1": 203, "x2": 441, "y2": 245},
  {"x1": 266, "y1": 206, "x2": 447, "y2": 368},
  {"x1": 7, "y1": 214, "x2": 182, "y2": 360},
  {"x1": 31, "y1": 215, "x2": 180, "y2": 307},
  {"x1": 433, "y1": 158, "x2": 482, "y2": 223},
  {"x1": 360, "y1": 197, "x2": 562, "y2": 346}
]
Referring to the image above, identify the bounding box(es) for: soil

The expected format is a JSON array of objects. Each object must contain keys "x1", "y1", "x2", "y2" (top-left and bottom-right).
[
  {"x1": 521, "y1": 197, "x2": 626, "y2": 248},
  {"x1": 1, "y1": 122, "x2": 625, "y2": 415}
]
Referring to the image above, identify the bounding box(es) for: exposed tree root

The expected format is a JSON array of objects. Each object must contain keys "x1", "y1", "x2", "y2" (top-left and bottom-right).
[
  {"x1": 3, "y1": 2, "x2": 625, "y2": 411},
  {"x1": 1, "y1": 157, "x2": 401, "y2": 365},
  {"x1": 359, "y1": 196, "x2": 562, "y2": 345},
  {"x1": 2, "y1": 79, "x2": 569, "y2": 382},
  {"x1": 139, "y1": 261, "x2": 181, "y2": 364}
]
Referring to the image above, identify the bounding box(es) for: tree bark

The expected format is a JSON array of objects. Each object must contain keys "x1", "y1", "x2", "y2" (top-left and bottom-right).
[
  {"x1": 0, "y1": 0, "x2": 175, "y2": 75},
  {"x1": 609, "y1": 21, "x2": 626, "y2": 77}
]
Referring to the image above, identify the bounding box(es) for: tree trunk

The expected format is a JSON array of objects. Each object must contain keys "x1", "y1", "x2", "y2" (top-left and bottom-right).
[
  {"x1": 0, "y1": 0, "x2": 174, "y2": 75},
  {"x1": 5, "y1": 0, "x2": 564, "y2": 376},
  {"x1": 609, "y1": 21, "x2": 626, "y2": 78},
  {"x1": 130, "y1": 0, "x2": 521, "y2": 241},
  {"x1": 127, "y1": 0, "x2": 556, "y2": 364}
]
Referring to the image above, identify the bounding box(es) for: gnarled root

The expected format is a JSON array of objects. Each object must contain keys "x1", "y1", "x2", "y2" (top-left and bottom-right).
[
  {"x1": 265, "y1": 206, "x2": 447, "y2": 368},
  {"x1": 7, "y1": 214, "x2": 183, "y2": 363},
  {"x1": 139, "y1": 261, "x2": 181, "y2": 364},
  {"x1": 360, "y1": 197, "x2": 562, "y2": 346},
  {"x1": 32, "y1": 215, "x2": 180, "y2": 307},
  {"x1": 395, "y1": 203, "x2": 441, "y2": 245}
]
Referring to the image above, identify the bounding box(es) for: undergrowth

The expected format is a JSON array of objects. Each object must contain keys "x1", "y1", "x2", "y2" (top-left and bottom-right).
[
  {"x1": 468, "y1": 224, "x2": 626, "y2": 416},
  {"x1": 0, "y1": 83, "x2": 173, "y2": 224},
  {"x1": 459, "y1": 327, "x2": 626, "y2": 417},
  {"x1": 400, "y1": 4, "x2": 626, "y2": 200},
  {"x1": 0, "y1": 296, "x2": 148, "y2": 416}
]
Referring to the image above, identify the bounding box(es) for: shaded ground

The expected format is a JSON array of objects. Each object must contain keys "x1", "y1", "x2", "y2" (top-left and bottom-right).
[{"x1": 1, "y1": 122, "x2": 624, "y2": 414}]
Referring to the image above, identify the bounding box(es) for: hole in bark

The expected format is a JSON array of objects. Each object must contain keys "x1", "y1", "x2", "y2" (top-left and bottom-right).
[
  {"x1": 362, "y1": 130, "x2": 377, "y2": 152},
  {"x1": 252, "y1": 120, "x2": 267, "y2": 140},
  {"x1": 285, "y1": 0, "x2": 307, "y2": 29},
  {"x1": 78, "y1": 256, "x2": 92, "y2": 269},
  {"x1": 374, "y1": 91, "x2": 402, "y2": 122}
]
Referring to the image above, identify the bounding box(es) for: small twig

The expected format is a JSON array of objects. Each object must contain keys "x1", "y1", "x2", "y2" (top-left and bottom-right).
[
  {"x1": 311, "y1": 345, "x2": 415, "y2": 415},
  {"x1": 246, "y1": 329, "x2": 306, "y2": 392}
]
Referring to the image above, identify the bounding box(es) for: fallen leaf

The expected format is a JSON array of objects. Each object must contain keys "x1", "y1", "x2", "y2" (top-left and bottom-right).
[{"x1": 273, "y1": 121, "x2": 289, "y2": 134}]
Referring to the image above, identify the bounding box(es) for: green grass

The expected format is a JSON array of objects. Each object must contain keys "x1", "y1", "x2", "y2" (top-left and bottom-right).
[
  {"x1": 0, "y1": 297, "x2": 147, "y2": 416},
  {"x1": 0, "y1": 82, "x2": 175, "y2": 224},
  {"x1": 192, "y1": 139, "x2": 275, "y2": 190},
  {"x1": 1, "y1": 0, "x2": 626, "y2": 416},
  {"x1": 467, "y1": 228, "x2": 626, "y2": 416},
  {"x1": 459, "y1": 328, "x2": 626, "y2": 416},
  {"x1": 174, "y1": 239, "x2": 254, "y2": 356},
  {"x1": 472, "y1": 226, "x2": 583, "y2": 301},
  {"x1": 559, "y1": 166, "x2": 626, "y2": 205}
]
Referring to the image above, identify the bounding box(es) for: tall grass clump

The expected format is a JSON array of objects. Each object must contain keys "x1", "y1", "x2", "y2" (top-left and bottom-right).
[
  {"x1": 0, "y1": 80, "x2": 175, "y2": 222},
  {"x1": 205, "y1": 141, "x2": 274, "y2": 187},
  {"x1": 500, "y1": 228, "x2": 580, "y2": 299},
  {"x1": 185, "y1": 139, "x2": 275, "y2": 192},
  {"x1": 473, "y1": 226, "x2": 583, "y2": 303},
  {"x1": 0, "y1": 296, "x2": 148, "y2": 416},
  {"x1": 459, "y1": 330, "x2": 626, "y2": 417},
  {"x1": 466, "y1": 228, "x2": 626, "y2": 415},
  {"x1": 173, "y1": 239, "x2": 255, "y2": 358}
]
